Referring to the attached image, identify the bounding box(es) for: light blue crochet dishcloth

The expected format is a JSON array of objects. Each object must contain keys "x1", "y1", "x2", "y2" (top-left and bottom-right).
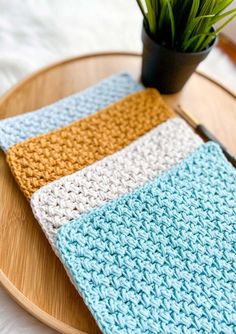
[
  {"x1": 0, "y1": 73, "x2": 142, "y2": 152},
  {"x1": 57, "y1": 142, "x2": 236, "y2": 334}
]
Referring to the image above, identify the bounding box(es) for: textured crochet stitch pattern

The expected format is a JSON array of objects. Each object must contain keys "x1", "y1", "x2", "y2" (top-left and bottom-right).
[
  {"x1": 7, "y1": 88, "x2": 174, "y2": 199},
  {"x1": 31, "y1": 118, "x2": 203, "y2": 249},
  {"x1": 57, "y1": 142, "x2": 236, "y2": 334},
  {"x1": 0, "y1": 73, "x2": 142, "y2": 152}
]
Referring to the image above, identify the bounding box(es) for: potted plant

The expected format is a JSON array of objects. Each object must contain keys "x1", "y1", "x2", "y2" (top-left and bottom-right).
[{"x1": 136, "y1": 0, "x2": 236, "y2": 93}]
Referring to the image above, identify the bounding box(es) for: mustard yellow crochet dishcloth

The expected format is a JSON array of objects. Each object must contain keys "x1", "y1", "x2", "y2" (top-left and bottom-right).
[{"x1": 7, "y1": 88, "x2": 174, "y2": 199}]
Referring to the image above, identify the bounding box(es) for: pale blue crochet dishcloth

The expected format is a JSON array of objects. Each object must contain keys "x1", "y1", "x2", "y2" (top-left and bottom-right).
[
  {"x1": 57, "y1": 142, "x2": 236, "y2": 334},
  {"x1": 0, "y1": 73, "x2": 142, "y2": 152}
]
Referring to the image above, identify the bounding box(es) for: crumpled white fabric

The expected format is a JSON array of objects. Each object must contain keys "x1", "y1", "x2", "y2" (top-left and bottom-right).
[
  {"x1": 0, "y1": 0, "x2": 235, "y2": 333},
  {"x1": 0, "y1": 0, "x2": 235, "y2": 97},
  {"x1": 0, "y1": 0, "x2": 143, "y2": 96},
  {"x1": 0, "y1": 288, "x2": 56, "y2": 333}
]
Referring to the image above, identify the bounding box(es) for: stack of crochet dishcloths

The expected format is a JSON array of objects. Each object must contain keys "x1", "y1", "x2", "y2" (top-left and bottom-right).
[{"x1": 1, "y1": 72, "x2": 235, "y2": 334}]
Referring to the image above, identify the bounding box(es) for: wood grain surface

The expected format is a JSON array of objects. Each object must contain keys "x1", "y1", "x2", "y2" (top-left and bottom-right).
[{"x1": 0, "y1": 52, "x2": 236, "y2": 334}]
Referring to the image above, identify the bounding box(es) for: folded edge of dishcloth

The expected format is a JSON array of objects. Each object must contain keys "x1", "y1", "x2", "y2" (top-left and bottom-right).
[
  {"x1": 0, "y1": 72, "x2": 142, "y2": 152},
  {"x1": 56, "y1": 141, "x2": 236, "y2": 334},
  {"x1": 31, "y1": 117, "x2": 203, "y2": 250},
  {"x1": 7, "y1": 88, "x2": 174, "y2": 199}
]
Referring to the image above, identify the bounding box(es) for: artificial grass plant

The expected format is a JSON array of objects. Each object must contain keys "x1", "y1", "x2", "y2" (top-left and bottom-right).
[{"x1": 136, "y1": 0, "x2": 236, "y2": 52}]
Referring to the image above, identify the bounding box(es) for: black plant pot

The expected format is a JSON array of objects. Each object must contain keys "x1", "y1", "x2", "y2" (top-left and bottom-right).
[{"x1": 141, "y1": 25, "x2": 216, "y2": 94}]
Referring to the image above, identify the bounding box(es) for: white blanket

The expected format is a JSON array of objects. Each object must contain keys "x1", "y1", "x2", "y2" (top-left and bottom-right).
[{"x1": 0, "y1": 1, "x2": 235, "y2": 333}]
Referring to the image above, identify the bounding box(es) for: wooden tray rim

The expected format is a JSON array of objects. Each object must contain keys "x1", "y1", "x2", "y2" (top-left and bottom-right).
[{"x1": 0, "y1": 51, "x2": 235, "y2": 334}]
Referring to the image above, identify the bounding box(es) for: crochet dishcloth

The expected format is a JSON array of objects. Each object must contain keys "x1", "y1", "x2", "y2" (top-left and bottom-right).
[
  {"x1": 57, "y1": 142, "x2": 236, "y2": 334},
  {"x1": 31, "y1": 117, "x2": 203, "y2": 249},
  {"x1": 0, "y1": 72, "x2": 142, "y2": 152},
  {"x1": 7, "y1": 88, "x2": 174, "y2": 199}
]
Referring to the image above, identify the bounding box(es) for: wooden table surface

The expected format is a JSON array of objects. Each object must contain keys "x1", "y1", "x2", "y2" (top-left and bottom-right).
[{"x1": 0, "y1": 52, "x2": 236, "y2": 334}]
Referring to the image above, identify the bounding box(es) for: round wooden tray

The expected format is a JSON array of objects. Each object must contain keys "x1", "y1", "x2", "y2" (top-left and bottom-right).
[{"x1": 0, "y1": 52, "x2": 236, "y2": 334}]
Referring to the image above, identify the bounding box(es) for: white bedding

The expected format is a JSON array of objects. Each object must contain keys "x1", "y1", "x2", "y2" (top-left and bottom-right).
[{"x1": 0, "y1": 1, "x2": 235, "y2": 333}]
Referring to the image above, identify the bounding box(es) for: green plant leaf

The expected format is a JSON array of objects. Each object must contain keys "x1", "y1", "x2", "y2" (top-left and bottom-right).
[
  {"x1": 150, "y1": 0, "x2": 157, "y2": 13},
  {"x1": 186, "y1": 0, "x2": 200, "y2": 25},
  {"x1": 182, "y1": 32, "x2": 214, "y2": 52},
  {"x1": 213, "y1": 11, "x2": 236, "y2": 33},
  {"x1": 136, "y1": 0, "x2": 147, "y2": 18},
  {"x1": 166, "y1": 0, "x2": 175, "y2": 46},
  {"x1": 194, "y1": 0, "x2": 215, "y2": 36},
  {"x1": 199, "y1": 10, "x2": 236, "y2": 51},
  {"x1": 214, "y1": 0, "x2": 234, "y2": 15},
  {"x1": 158, "y1": 0, "x2": 168, "y2": 30},
  {"x1": 211, "y1": 7, "x2": 236, "y2": 24},
  {"x1": 181, "y1": 14, "x2": 214, "y2": 46},
  {"x1": 145, "y1": 0, "x2": 157, "y2": 34},
  {"x1": 193, "y1": 0, "x2": 216, "y2": 51}
]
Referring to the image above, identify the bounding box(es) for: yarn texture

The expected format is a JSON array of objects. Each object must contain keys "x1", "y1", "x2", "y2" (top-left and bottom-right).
[
  {"x1": 7, "y1": 88, "x2": 174, "y2": 199},
  {"x1": 57, "y1": 142, "x2": 236, "y2": 334},
  {"x1": 0, "y1": 72, "x2": 142, "y2": 152},
  {"x1": 31, "y1": 118, "x2": 203, "y2": 249}
]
